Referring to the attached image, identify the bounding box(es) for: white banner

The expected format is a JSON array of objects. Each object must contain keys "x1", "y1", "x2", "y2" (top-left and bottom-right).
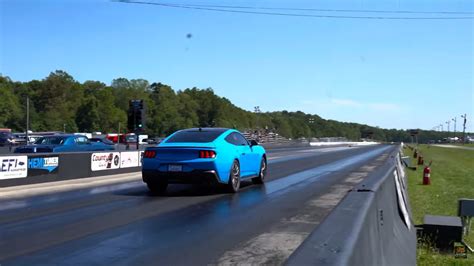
[
  {"x1": 138, "y1": 151, "x2": 144, "y2": 166},
  {"x1": 0, "y1": 156, "x2": 28, "y2": 179},
  {"x1": 120, "y1": 151, "x2": 140, "y2": 168},
  {"x1": 91, "y1": 152, "x2": 121, "y2": 171}
]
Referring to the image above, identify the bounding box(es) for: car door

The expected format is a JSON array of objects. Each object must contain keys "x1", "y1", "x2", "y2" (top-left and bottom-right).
[
  {"x1": 75, "y1": 136, "x2": 90, "y2": 151},
  {"x1": 225, "y1": 133, "x2": 249, "y2": 177},
  {"x1": 245, "y1": 139, "x2": 262, "y2": 173},
  {"x1": 233, "y1": 133, "x2": 254, "y2": 177},
  {"x1": 56, "y1": 137, "x2": 72, "y2": 152}
]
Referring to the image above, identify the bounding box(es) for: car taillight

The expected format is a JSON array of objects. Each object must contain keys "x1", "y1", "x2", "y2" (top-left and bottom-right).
[
  {"x1": 144, "y1": 150, "x2": 156, "y2": 158},
  {"x1": 199, "y1": 150, "x2": 216, "y2": 159}
]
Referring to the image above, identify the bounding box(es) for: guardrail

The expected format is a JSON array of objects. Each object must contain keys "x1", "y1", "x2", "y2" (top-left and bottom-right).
[{"x1": 287, "y1": 145, "x2": 416, "y2": 266}]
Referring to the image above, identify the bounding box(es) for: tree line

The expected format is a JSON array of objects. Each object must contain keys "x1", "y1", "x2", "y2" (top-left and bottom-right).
[{"x1": 0, "y1": 70, "x2": 462, "y2": 143}]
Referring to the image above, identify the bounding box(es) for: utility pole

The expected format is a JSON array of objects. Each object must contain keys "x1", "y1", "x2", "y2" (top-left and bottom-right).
[
  {"x1": 452, "y1": 117, "x2": 457, "y2": 139},
  {"x1": 63, "y1": 123, "x2": 66, "y2": 133},
  {"x1": 118, "y1": 122, "x2": 121, "y2": 135},
  {"x1": 446, "y1": 120, "x2": 450, "y2": 138},
  {"x1": 461, "y1": 114, "x2": 467, "y2": 144},
  {"x1": 440, "y1": 124, "x2": 443, "y2": 132},
  {"x1": 26, "y1": 96, "x2": 29, "y2": 144}
]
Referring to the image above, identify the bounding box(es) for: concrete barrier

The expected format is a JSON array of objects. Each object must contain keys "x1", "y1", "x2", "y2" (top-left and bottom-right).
[
  {"x1": 0, "y1": 151, "x2": 143, "y2": 187},
  {"x1": 287, "y1": 146, "x2": 416, "y2": 266}
]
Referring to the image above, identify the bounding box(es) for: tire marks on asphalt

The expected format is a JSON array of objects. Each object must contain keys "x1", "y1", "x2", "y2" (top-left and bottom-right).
[{"x1": 216, "y1": 152, "x2": 390, "y2": 265}]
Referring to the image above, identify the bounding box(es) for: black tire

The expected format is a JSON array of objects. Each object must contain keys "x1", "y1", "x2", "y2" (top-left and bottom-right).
[
  {"x1": 225, "y1": 160, "x2": 241, "y2": 193},
  {"x1": 147, "y1": 181, "x2": 168, "y2": 195},
  {"x1": 252, "y1": 157, "x2": 267, "y2": 184}
]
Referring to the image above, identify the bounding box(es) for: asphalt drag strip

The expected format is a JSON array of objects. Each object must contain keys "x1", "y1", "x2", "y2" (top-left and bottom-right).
[{"x1": 0, "y1": 145, "x2": 394, "y2": 265}]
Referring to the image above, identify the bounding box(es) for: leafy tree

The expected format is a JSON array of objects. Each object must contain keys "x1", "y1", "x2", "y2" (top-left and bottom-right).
[
  {"x1": 0, "y1": 76, "x2": 22, "y2": 128},
  {"x1": 94, "y1": 87, "x2": 127, "y2": 133},
  {"x1": 35, "y1": 70, "x2": 83, "y2": 131},
  {"x1": 76, "y1": 96, "x2": 100, "y2": 132},
  {"x1": 148, "y1": 82, "x2": 182, "y2": 136},
  {"x1": 0, "y1": 71, "x2": 469, "y2": 143}
]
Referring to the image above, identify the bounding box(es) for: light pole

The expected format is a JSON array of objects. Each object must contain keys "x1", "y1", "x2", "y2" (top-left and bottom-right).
[
  {"x1": 461, "y1": 114, "x2": 467, "y2": 144},
  {"x1": 446, "y1": 120, "x2": 450, "y2": 137},
  {"x1": 452, "y1": 117, "x2": 457, "y2": 139},
  {"x1": 440, "y1": 124, "x2": 443, "y2": 132},
  {"x1": 26, "y1": 96, "x2": 29, "y2": 144},
  {"x1": 63, "y1": 123, "x2": 66, "y2": 133}
]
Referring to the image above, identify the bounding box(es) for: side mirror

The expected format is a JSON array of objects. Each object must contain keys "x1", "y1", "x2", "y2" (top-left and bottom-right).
[{"x1": 250, "y1": 139, "x2": 259, "y2": 146}]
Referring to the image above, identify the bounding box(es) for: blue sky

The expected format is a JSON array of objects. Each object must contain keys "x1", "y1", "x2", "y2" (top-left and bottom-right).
[{"x1": 1, "y1": 0, "x2": 473, "y2": 131}]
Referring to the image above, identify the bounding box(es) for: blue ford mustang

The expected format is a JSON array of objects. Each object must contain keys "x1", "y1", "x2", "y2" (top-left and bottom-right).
[{"x1": 142, "y1": 128, "x2": 267, "y2": 193}]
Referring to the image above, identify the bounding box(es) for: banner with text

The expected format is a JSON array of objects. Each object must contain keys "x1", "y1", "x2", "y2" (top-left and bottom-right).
[
  {"x1": 28, "y1": 156, "x2": 59, "y2": 176},
  {"x1": 120, "y1": 151, "x2": 140, "y2": 168},
  {"x1": 91, "y1": 152, "x2": 121, "y2": 171},
  {"x1": 0, "y1": 156, "x2": 28, "y2": 179}
]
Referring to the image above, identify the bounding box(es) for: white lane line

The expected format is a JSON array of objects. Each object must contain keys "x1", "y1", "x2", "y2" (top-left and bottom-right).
[
  {"x1": 267, "y1": 155, "x2": 284, "y2": 160},
  {"x1": 295, "y1": 146, "x2": 354, "y2": 153},
  {"x1": 267, "y1": 146, "x2": 360, "y2": 162}
]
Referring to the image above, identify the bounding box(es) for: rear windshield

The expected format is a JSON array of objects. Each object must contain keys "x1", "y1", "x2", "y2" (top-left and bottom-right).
[
  {"x1": 166, "y1": 130, "x2": 223, "y2": 143},
  {"x1": 126, "y1": 135, "x2": 137, "y2": 141},
  {"x1": 34, "y1": 136, "x2": 66, "y2": 145}
]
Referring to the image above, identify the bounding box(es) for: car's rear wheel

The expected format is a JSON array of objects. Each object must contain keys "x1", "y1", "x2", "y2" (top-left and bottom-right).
[
  {"x1": 225, "y1": 160, "x2": 240, "y2": 193},
  {"x1": 146, "y1": 181, "x2": 168, "y2": 195},
  {"x1": 252, "y1": 157, "x2": 267, "y2": 184}
]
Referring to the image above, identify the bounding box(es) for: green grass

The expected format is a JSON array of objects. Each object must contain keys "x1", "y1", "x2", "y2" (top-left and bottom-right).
[{"x1": 404, "y1": 144, "x2": 474, "y2": 265}]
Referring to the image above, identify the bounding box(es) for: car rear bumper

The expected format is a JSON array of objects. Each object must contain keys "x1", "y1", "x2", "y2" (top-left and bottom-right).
[{"x1": 142, "y1": 169, "x2": 222, "y2": 185}]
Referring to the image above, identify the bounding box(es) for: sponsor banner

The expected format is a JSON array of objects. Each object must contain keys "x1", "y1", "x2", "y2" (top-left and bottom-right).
[
  {"x1": 91, "y1": 152, "x2": 121, "y2": 171},
  {"x1": 120, "y1": 151, "x2": 140, "y2": 168},
  {"x1": 28, "y1": 156, "x2": 59, "y2": 176},
  {"x1": 0, "y1": 156, "x2": 28, "y2": 180},
  {"x1": 138, "y1": 151, "x2": 144, "y2": 166}
]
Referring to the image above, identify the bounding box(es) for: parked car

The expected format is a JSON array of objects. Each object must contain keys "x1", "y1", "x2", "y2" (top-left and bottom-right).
[
  {"x1": 142, "y1": 128, "x2": 267, "y2": 194},
  {"x1": 10, "y1": 134, "x2": 40, "y2": 145},
  {"x1": 0, "y1": 132, "x2": 14, "y2": 146},
  {"x1": 144, "y1": 137, "x2": 164, "y2": 145},
  {"x1": 120, "y1": 134, "x2": 138, "y2": 144},
  {"x1": 14, "y1": 134, "x2": 115, "y2": 153},
  {"x1": 89, "y1": 137, "x2": 115, "y2": 145}
]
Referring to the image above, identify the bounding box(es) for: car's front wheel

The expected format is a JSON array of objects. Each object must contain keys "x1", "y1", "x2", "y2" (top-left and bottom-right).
[
  {"x1": 252, "y1": 157, "x2": 267, "y2": 184},
  {"x1": 225, "y1": 160, "x2": 240, "y2": 193},
  {"x1": 147, "y1": 181, "x2": 168, "y2": 195}
]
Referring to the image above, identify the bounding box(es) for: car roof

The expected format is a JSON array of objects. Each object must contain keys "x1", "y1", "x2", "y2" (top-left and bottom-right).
[
  {"x1": 39, "y1": 134, "x2": 84, "y2": 138},
  {"x1": 180, "y1": 127, "x2": 230, "y2": 133}
]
